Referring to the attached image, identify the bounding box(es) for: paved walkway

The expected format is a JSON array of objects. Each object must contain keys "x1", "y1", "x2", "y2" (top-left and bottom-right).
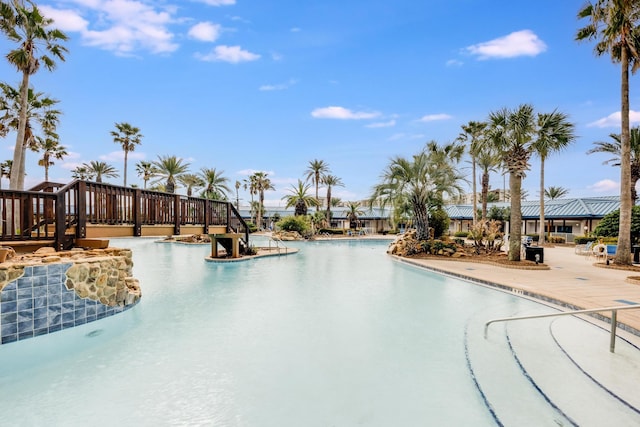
[{"x1": 400, "y1": 245, "x2": 640, "y2": 335}]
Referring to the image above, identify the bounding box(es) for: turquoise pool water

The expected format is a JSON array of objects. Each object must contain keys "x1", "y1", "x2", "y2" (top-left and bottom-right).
[{"x1": 0, "y1": 237, "x2": 559, "y2": 426}]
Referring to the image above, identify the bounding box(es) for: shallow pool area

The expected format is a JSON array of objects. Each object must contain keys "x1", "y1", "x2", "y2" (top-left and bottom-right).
[{"x1": 0, "y1": 237, "x2": 638, "y2": 426}]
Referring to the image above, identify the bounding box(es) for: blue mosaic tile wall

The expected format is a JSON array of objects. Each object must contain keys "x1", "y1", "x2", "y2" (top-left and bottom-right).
[{"x1": 0, "y1": 263, "x2": 132, "y2": 344}]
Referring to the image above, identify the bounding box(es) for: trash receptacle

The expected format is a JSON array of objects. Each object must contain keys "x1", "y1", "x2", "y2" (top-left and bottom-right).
[
  {"x1": 525, "y1": 246, "x2": 544, "y2": 263},
  {"x1": 633, "y1": 245, "x2": 640, "y2": 264}
]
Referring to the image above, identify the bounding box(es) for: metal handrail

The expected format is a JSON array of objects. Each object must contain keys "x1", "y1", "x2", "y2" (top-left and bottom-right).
[
  {"x1": 484, "y1": 304, "x2": 640, "y2": 353},
  {"x1": 268, "y1": 236, "x2": 288, "y2": 254}
]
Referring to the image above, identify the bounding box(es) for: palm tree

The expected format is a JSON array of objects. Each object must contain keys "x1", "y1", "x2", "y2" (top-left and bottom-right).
[
  {"x1": 475, "y1": 142, "x2": 502, "y2": 220},
  {"x1": 458, "y1": 121, "x2": 487, "y2": 226},
  {"x1": 532, "y1": 110, "x2": 576, "y2": 244},
  {"x1": 0, "y1": 1, "x2": 68, "y2": 190},
  {"x1": 486, "y1": 104, "x2": 536, "y2": 261},
  {"x1": 71, "y1": 165, "x2": 91, "y2": 180},
  {"x1": 282, "y1": 179, "x2": 317, "y2": 216},
  {"x1": 0, "y1": 160, "x2": 12, "y2": 189},
  {"x1": 152, "y1": 155, "x2": 190, "y2": 194},
  {"x1": 0, "y1": 82, "x2": 61, "y2": 187},
  {"x1": 83, "y1": 160, "x2": 118, "y2": 183},
  {"x1": 576, "y1": 1, "x2": 640, "y2": 264},
  {"x1": 250, "y1": 171, "x2": 274, "y2": 230},
  {"x1": 135, "y1": 161, "x2": 157, "y2": 189},
  {"x1": 178, "y1": 173, "x2": 204, "y2": 197},
  {"x1": 304, "y1": 159, "x2": 330, "y2": 211},
  {"x1": 322, "y1": 174, "x2": 343, "y2": 225},
  {"x1": 545, "y1": 186, "x2": 570, "y2": 199},
  {"x1": 234, "y1": 180, "x2": 241, "y2": 209},
  {"x1": 371, "y1": 147, "x2": 465, "y2": 241},
  {"x1": 198, "y1": 167, "x2": 230, "y2": 200},
  {"x1": 111, "y1": 122, "x2": 143, "y2": 187},
  {"x1": 344, "y1": 201, "x2": 365, "y2": 229},
  {"x1": 587, "y1": 126, "x2": 640, "y2": 203},
  {"x1": 37, "y1": 136, "x2": 67, "y2": 181}
]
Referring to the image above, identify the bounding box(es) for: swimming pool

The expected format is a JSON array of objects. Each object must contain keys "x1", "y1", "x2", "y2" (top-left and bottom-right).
[{"x1": 0, "y1": 237, "x2": 637, "y2": 426}]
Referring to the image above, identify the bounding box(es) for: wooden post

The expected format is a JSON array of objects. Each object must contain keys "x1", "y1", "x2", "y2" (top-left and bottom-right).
[
  {"x1": 203, "y1": 200, "x2": 210, "y2": 235},
  {"x1": 174, "y1": 194, "x2": 181, "y2": 235},
  {"x1": 133, "y1": 189, "x2": 142, "y2": 236},
  {"x1": 77, "y1": 181, "x2": 87, "y2": 238},
  {"x1": 54, "y1": 191, "x2": 66, "y2": 251}
]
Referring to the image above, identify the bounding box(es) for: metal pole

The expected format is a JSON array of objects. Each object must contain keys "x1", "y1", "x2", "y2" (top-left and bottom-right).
[{"x1": 610, "y1": 310, "x2": 618, "y2": 353}]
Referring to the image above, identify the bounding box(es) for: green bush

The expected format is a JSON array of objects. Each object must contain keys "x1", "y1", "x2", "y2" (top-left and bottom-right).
[
  {"x1": 453, "y1": 231, "x2": 470, "y2": 238},
  {"x1": 277, "y1": 215, "x2": 310, "y2": 235},
  {"x1": 430, "y1": 208, "x2": 450, "y2": 239},
  {"x1": 574, "y1": 236, "x2": 593, "y2": 245},
  {"x1": 594, "y1": 206, "x2": 640, "y2": 243},
  {"x1": 548, "y1": 236, "x2": 565, "y2": 244},
  {"x1": 246, "y1": 222, "x2": 258, "y2": 233}
]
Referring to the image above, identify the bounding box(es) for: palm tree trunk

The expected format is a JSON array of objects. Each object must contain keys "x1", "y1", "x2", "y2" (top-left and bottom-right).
[
  {"x1": 618, "y1": 48, "x2": 632, "y2": 265},
  {"x1": 472, "y1": 156, "x2": 477, "y2": 225},
  {"x1": 481, "y1": 172, "x2": 489, "y2": 219},
  {"x1": 124, "y1": 151, "x2": 128, "y2": 187},
  {"x1": 413, "y1": 199, "x2": 430, "y2": 241},
  {"x1": 258, "y1": 191, "x2": 264, "y2": 230},
  {"x1": 325, "y1": 187, "x2": 332, "y2": 225},
  {"x1": 538, "y1": 156, "x2": 546, "y2": 245},
  {"x1": 10, "y1": 73, "x2": 30, "y2": 190},
  {"x1": 508, "y1": 172, "x2": 523, "y2": 261}
]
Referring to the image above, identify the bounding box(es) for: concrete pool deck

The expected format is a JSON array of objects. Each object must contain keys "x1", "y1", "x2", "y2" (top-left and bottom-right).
[{"x1": 401, "y1": 245, "x2": 640, "y2": 335}]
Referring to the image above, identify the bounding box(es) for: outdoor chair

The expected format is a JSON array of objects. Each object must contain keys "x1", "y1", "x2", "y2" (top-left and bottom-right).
[
  {"x1": 575, "y1": 241, "x2": 594, "y2": 256},
  {"x1": 606, "y1": 245, "x2": 617, "y2": 262}
]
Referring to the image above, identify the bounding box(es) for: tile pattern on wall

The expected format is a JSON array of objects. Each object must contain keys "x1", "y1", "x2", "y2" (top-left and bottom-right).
[{"x1": 0, "y1": 263, "x2": 133, "y2": 344}]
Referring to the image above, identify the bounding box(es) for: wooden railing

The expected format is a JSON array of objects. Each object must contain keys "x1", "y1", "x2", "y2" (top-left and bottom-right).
[{"x1": 0, "y1": 180, "x2": 249, "y2": 251}]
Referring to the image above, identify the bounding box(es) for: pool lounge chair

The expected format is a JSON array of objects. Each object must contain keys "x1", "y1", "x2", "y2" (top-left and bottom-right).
[{"x1": 606, "y1": 245, "x2": 617, "y2": 262}]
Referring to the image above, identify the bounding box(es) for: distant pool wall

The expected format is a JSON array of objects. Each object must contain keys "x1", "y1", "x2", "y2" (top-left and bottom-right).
[{"x1": 0, "y1": 249, "x2": 141, "y2": 345}]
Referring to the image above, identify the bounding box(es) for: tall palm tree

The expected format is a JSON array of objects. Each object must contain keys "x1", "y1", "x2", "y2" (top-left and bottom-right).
[
  {"x1": 282, "y1": 179, "x2": 317, "y2": 216},
  {"x1": 243, "y1": 175, "x2": 258, "y2": 222},
  {"x1": 371, "y1": 147, "x2": 465, "y2": 241},
  {"x1": 37, "y1": 135, "x2": 66, "y2": 181},
  {"x1": 0, "y1": 160, "x2": 12, "y2": 189},
  {"x1": 83, "y1": 160, "x2": 118, "y2": 183},
  {"x1": 0, "y1": 82, "x2": 61, "y2": 187},
  {"x1": 532, "y1": 110, "x2": 576, "y2": 244},
  {"x1": 304, "y1": 159, "x2": 330, "y2": 211},
  {"x1": 178, "y1": 173, "x2": 204, "y2": 197},
  {"x1": 0, "y1": 0, "x2": 68, "y2": 190},
  {"x1": 152, "y1": 155, "x2": 190, "y2": 194},
  {"x1": 234, "y1": 180, "x2": 241, "y2": 209},
  {"x1": 250, "y1": 171, "x2": 274, "y2": 230},
  {"x1": 475, "y1": 141, "x2": 502, "y2": 220},
  {"x1": 587, "y1": 126, "x2": 640, "y2": 203},
  {"x1": 344, "y1": 201, "x2": 365, "y2": 229},
  {"x1": 322, "y1": 174, "x2": 343, "y2": 225},
  {"x1": 458, "y1": 121, "x2": 487, "y2": 226},
  {"x1": 198, "y1": 167, "x2": 230, "y2": 200},
  {"x1": 577, "y1": 1, "x2": 640, "y2": 264},
  {"x1": 135, "y1": 161, "x2": 157, "y2": 189},
  {"x1": 487, "y1": 104, "x2": 536, "y2": 261},
  {"x1": 111, "y1": 122, "x2": 143, "y2": 187},
  {"x1": 545, "y1": 186, "x2": 570, "y2": 199}
]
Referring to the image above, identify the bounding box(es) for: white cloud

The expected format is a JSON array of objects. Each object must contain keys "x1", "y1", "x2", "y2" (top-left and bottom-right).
[
  {"x1": 466, "y1": 30, "x2": 547, "y2": 60},
  {"x1": 311, "y1": 106, "x2": 381, "y2": 120},
  {"x1": 418, "y1": 113, "x2": 452, "y2": 122},
  {"x1": 446, "y1": 59, "x2": 463, "y2": 67},
  {"x1": 366, "y1": 119, "x2": 396, "y2": 128},
  {"x1": 195, "y1": 45, "x2": 260, "y2": 63},
  {"x1": 188, "y1": 22, "x2": 222, "y2": 42},
  {"x1": 588, "y1": 179, "x2": 619, "y2": 193},
  {"x1": 259, "y1": 79, "x2": 297, "y2": 91},
  {"x1": 100, "y1": 151, "x2": 145, "y2": 162},
  {"x1": 587, "y1": 110, "x2": 640, "y2": 127},
  {"x1": 42, "y1": 1, "x2": 179, "y2": 55},
  {"x1": 236, "y1": 169, "x2": 276, "y2": 176},
  {"x1": 388, "y1": 133, "x2": 406, "y2": 141}
]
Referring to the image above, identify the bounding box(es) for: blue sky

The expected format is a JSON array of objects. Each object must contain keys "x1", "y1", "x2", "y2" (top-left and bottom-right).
[{"x1": 0, "y1": 0, "x2": 637, "y2": 207}]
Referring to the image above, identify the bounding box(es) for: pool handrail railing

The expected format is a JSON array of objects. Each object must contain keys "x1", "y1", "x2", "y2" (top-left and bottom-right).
[{"x1": 484, "y1": 303, "x2": 640, "y2": 353}]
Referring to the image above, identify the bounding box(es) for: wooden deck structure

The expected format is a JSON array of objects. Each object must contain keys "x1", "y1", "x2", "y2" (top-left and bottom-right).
[{"x1": 0, "y1": 180, "x2": 249, "y2": 252}]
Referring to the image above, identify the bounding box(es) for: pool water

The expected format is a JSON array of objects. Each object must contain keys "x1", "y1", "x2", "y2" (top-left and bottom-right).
[{"x1": 0, "y1": 237, "x2": 570, "y2": 426}]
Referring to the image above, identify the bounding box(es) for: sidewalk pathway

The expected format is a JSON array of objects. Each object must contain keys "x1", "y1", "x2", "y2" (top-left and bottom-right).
[{"x1": 400, "y1": 245, "x2": 640, "y2": 335}]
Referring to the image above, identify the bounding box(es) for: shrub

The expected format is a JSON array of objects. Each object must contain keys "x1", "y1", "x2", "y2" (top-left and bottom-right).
[
  {"x1": 548, "y1": 236, "x2": 565, "y2": 244},
  {"x1": 318, "y1": 228, "x2": 345, "y2": 235},
  {"x1": 594, "y1": 206, "x2": 640, "y2": 243},
  {"x1": 277, "y1": 215, "x2": 310, "y2": 235},
  {"x1": 430, "y1": 208, "x2": 450, "y2": 239},
  {"x1": 453, "y1": 231, "x2": 470, "y2": 238}
]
